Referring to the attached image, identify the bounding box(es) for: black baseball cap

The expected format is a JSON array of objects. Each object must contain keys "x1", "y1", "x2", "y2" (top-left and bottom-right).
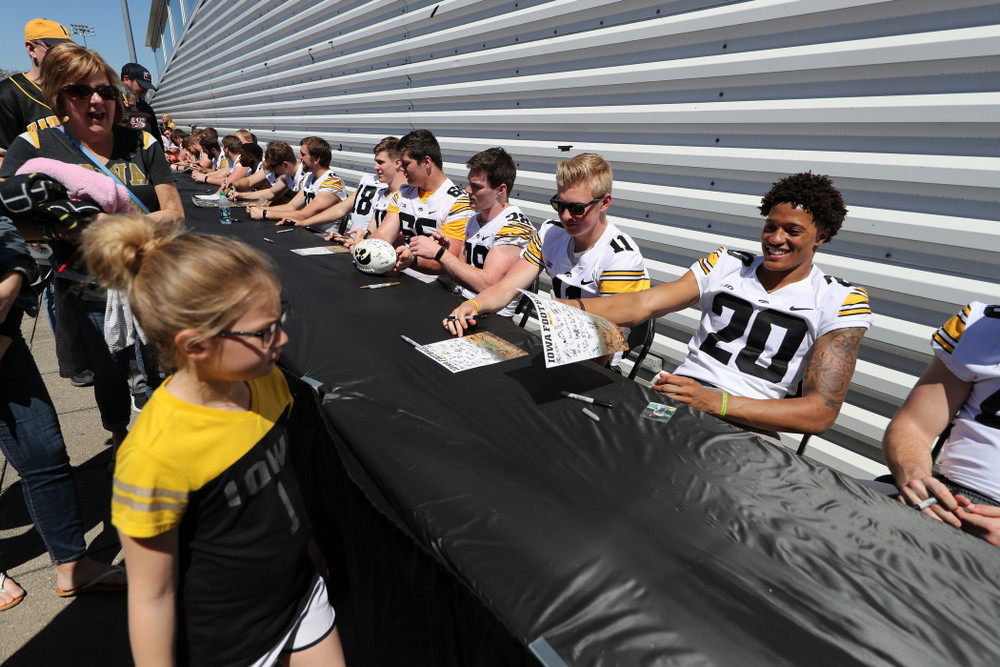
[{"x1": 121, "y1": 63, "x2": 157, "y2": 91}]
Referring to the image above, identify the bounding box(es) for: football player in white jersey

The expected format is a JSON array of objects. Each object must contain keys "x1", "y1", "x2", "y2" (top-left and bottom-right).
[
  {"x1": 369, "y1": 129, "x2": 473, "y2": 275},
  {"x1": 194, "y1": 135, "x2": 248, "y2": 188},
  {"x1": 883, "y1": 302, "x2": 1000, "y2": 545},
  {"x1": 289, "y1": 136, "x2": 405, "y2": 238},
  {"x1": 445, "y1": 152, "x2": 651, "y2": 328},
  {"x1": 410, "y1": 147, "x2": 534, "y2": 317},
  {"x1": 563, "y1": 172, "x2": 872, "y2": 435},
  {"x1": 248, "y1": 136, "x2": 344, "y2": 230},
  {"x1": 230, "y1": 141, "x2": 301, "y2": 205}
]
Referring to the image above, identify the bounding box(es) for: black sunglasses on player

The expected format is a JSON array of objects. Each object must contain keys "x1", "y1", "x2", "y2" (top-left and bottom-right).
[
  {"x1": 549, "y1": 195, "x2": 602, "y2": 216},
  {"x1": 61, "y1": 83, "x2": 119, "y2": 101}
]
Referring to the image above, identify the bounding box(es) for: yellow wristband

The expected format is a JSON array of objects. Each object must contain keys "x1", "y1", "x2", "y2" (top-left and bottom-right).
[
  {"x1": 720, "y1": 392, "x2": 728, "y2": 418},
  {"x1": 463, "y1": 299, "x2": 480, "y2": 313}
]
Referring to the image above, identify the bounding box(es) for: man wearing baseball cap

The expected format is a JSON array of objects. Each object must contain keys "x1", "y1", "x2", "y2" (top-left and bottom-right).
[
  {"x1": 121, "y1": 63, "x2": 162, "y2": 143},
  {"x1": 0, "y1": 19, "x2": 74, "y2": 167}
]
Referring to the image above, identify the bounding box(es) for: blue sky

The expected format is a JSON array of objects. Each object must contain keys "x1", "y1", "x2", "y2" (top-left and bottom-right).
[{"x1": 1, "y1": 1, "x2": 159, "y2": 83}]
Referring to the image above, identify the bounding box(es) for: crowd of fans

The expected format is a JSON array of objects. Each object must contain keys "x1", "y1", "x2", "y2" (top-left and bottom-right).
[{"x1": 1, "y1": 13, "x2": 998, "y2": 667}]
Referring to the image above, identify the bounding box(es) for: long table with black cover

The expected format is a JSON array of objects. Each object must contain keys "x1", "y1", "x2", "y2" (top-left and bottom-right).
[{"x1": 183, "y1": 191, "x2": 1000, "y2": 666}]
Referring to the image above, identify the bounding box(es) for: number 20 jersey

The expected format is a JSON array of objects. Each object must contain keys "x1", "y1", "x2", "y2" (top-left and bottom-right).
[
  {"x1": 674, "y1": 247, "x2": 873, "y2": 400},
  {"x1": 932, "y1": 302, "x2": 1000, "y2": 501}
]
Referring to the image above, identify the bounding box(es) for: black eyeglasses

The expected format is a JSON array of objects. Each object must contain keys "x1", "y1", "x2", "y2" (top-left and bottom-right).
[
  {"x1": 549, "y1": 195, "x2": 602, "y2": 216},
  {"x1": 61, "y1": 83, "x2": 119, "y2": 101},
  {"x1": 216, "y1": 303, "x2": 289, "y2": 348}
]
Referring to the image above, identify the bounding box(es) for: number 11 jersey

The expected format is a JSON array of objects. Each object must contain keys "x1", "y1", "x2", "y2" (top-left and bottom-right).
[{"x1": 675, "y1": 247, "x2": 873, "y2": 400}]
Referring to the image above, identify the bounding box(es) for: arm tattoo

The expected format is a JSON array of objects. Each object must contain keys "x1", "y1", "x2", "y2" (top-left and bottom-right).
[{"x1": 805, "y1": 327, "x2": 866, "y2": 409}]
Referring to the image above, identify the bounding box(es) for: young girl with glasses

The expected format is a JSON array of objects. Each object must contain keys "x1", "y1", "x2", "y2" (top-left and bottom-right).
[{"x1": 84, "y1": 215, "x2": 346, "y2": 666}]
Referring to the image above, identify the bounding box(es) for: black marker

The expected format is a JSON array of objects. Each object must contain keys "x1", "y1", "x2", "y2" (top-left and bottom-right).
[{"x1": 561, "y1": 391, "x2": 614, "y2": 409}]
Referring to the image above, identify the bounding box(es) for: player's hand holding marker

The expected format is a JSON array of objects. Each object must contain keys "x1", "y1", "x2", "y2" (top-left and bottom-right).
[
  {"x1": 394, "y1": 244, "x2": 415, "y2": 272},
  {"x1": 444, "y1": 299, "x2": 481, "y2": 337}
]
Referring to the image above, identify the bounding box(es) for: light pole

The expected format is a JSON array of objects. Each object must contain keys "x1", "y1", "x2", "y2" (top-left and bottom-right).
[
  {"x1": 70, "y1": 24, "x2": 95, "y2": 48},
  {"x1": 120, "y1": 0, "x2": 138, "y2": 63}
]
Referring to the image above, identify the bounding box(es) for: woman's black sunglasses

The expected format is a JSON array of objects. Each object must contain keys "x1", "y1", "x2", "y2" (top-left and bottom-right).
[{"x1": 62, "y1": 84, "x2": 118, "y2": 101}]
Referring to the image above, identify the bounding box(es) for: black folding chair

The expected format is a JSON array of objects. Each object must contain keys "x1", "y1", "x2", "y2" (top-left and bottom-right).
[
  {"x1": 622, "y1": 317, "x2": 656, "y2": 381},
  {"x1": 513, "y1": 276, "x2": 541, "y2": 328}
]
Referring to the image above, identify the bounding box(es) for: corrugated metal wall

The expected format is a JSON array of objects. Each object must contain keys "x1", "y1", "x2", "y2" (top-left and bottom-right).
[{"x1": 149, "y1": 0, "x2": 1000, "y2": 477}]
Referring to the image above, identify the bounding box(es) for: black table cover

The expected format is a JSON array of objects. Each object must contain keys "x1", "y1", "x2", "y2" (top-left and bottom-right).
[{"x1": 180, "y1": 184, "x2": 1000, "y2": 666}]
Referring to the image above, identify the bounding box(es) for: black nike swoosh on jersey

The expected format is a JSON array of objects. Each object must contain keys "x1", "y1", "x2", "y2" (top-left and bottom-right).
[
  {"x1": 789, "y1": 306, "x2": 813, "y2": 311},
  {"x1": 581, "y1": 279, "x2": 594, "y2": 285}
]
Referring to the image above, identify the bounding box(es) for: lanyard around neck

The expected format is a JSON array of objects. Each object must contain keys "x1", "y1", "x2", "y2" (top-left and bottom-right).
[{"x1": 58, "y1": 127, "x2": 152, "y2": 215}]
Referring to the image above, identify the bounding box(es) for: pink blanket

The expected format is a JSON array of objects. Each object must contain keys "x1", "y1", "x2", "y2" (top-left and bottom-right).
[{"x1": 16, "y1": 157, "x2": 137, "y2": 214}]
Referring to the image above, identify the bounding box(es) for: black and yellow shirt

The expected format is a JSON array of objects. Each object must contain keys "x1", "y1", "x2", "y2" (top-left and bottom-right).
[
  {"x1": 0, "y1": 124, "x2": 174, "y2": 213},
  {"x1": 0, "y1": 73, "x2": 62, "y2": 157},
  {"x1": 112, "y1": 369, "x2": 313, "y2": 665}
]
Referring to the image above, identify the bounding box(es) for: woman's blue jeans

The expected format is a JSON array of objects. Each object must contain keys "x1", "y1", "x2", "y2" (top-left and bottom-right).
[
  {"x1": 66, "y1": 291, "x2": 130, "y2": 433},
  {"x1": 0, "y1": 332, "x2": 87, "y2": 564}
]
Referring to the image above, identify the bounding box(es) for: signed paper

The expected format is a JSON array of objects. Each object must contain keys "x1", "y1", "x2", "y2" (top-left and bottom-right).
[
  {"x1": 519, "y1": 291, "x2": 627, "y2": 368},
  {"x1": 291, "y1": 246, "x2": 349, "y2": 256},
  {"x1": 417, "y1": 332, "x2": 527, "y2": 373}
]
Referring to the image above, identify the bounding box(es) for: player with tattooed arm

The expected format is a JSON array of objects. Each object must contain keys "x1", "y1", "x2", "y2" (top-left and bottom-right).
[{"x1": 564, "y1": 172, "x2": 872, "y2": 435}]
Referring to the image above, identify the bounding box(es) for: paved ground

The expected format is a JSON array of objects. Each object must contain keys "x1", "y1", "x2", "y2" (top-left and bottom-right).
[{"x1": 1, "y1": 312, "x2": 133, "y2": 665}]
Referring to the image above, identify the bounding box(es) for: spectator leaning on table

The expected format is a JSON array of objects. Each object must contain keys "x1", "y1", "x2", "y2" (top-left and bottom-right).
[
  {"x1": 554, "y1": 172, "x2": 872, "y2": 436},
  {"x1": 445, "y1": 152, "x2": 650, "y2": 330},
  {"x1": 230, "y1": 140, "x2": 302, "y2": 204},
  {"x1": 0, "y1": 18, "x2": 73, "y2": 169},
  {"x1": 248, "y1": 136, "x2": 345, "y2": 231},
  {"x1": 369, "y1": 129, "x2": 473, "y2": 276},
  {"x1": 411, "y1": 147, "x2": 535, "y2": 317},
  {"x1": 882, "y1": 302, "x2": 1000, "y2": 547},
  {"x1": 302, "y1": 135, "x2": 405, "y2": 238}
]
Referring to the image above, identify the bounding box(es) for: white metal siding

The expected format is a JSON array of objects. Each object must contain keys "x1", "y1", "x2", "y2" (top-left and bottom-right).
[{"x1": 150, "y1": 0, "x2": 1000, "y2": 477}]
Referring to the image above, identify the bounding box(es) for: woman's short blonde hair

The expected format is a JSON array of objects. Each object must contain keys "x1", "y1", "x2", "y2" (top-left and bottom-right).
[
  {"x1": 84, "y1": 215, "x2": 280, "y2": 369},
  {"x1": 41, "y1": 43, "x2": 125, "y2": 125},
  {"x1": 555, "y1": 153, "x2": 613, "y2": 198}
]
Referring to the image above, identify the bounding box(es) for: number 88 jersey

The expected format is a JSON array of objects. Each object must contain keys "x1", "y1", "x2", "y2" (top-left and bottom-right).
[
  {"x1": 674, "y1": 247, "x2": 873, "y2": 400},
  {"x1": 932, "y1": 302, "x2": 1000, "y2": 501}
]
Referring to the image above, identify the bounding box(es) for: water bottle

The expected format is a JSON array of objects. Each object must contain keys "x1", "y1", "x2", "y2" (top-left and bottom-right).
[{"x1": 219, "y1": 190, "x2": 232, "y2": 224}]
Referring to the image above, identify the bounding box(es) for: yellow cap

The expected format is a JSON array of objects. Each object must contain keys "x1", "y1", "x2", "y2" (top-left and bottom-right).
[{"x1": 25, "y1": 19, "x2": 73, "y2": 45}]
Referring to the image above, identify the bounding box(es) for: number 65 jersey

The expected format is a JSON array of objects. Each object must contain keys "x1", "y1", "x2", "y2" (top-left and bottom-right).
[
  {"x1": 674, "y1": 247, "x2": 873, "y2": 400},
  {"x1": 932, "y1": 302, "x2": 1000, "y2": 501}
]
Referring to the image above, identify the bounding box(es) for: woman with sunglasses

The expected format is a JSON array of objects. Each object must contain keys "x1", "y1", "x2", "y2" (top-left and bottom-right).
[
  {"x1": 0, "y1": 43, "x2": 182, "y2": 223},
  {"x1": 0, "y1": 43, "x2": 183, "y2": 452}
]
